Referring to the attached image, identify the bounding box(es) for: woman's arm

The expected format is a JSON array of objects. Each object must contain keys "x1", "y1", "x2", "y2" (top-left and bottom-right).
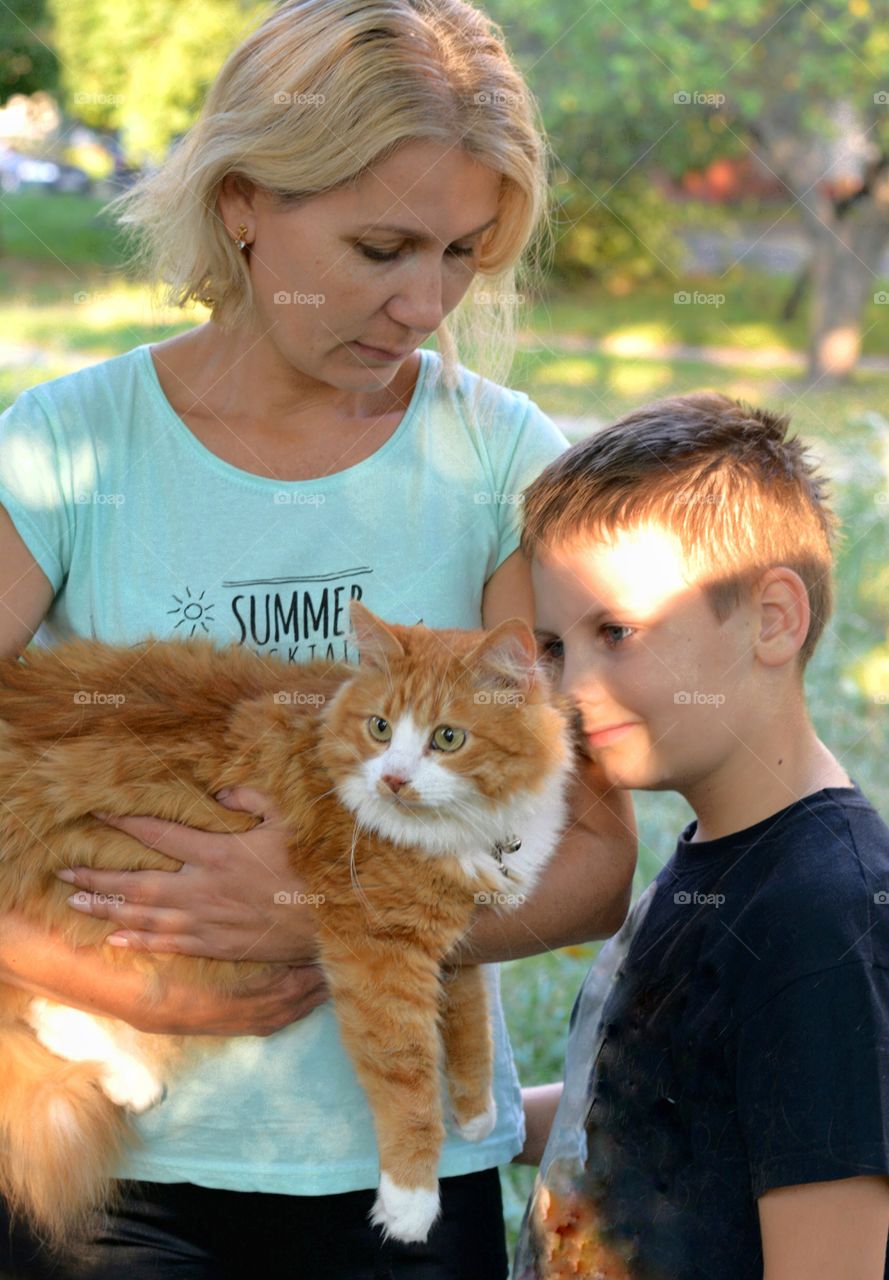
[
  {"x1": 0, "y1": 908, "x2": 328, "y2": 1035},
  {"x1": 758, "y1": 1176, "x2": 889, "y2": 1280},
  {"x1": 513, "y1": 1082, "x2": 564, "y2": 1167}
]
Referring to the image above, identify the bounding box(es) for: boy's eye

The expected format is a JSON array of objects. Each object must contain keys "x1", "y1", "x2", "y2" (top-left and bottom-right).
[
  {"x1": 601, "y1": 625, "x2": 635, "y2": 648},
  {"x1": 538, "y1": 638, "x2": 564, "y2": 664}
]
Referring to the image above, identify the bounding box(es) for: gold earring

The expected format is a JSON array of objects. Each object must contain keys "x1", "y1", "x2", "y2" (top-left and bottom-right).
[{"x1": 235, "y1": 223, "x2": 249, "y2": 251}]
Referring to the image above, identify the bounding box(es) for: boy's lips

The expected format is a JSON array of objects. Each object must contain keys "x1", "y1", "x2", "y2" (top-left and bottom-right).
[{"x1": 585, "y1": 721, "x2": 638, "y2": 748}]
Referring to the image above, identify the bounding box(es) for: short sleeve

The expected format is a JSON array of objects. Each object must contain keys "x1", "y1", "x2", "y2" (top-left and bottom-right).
[
  {"x1": 0, "y1": 389, "x2": 76, "y2": 592},
  {"x1": 490, "y1": 398, "x2": 569, "y2": 574},
  {"x1": 735, "y1": 961, "x2": 889, "y2": 1197}
]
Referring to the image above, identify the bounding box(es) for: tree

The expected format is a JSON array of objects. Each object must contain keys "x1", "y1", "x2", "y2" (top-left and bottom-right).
[
  {"x1": 45, "y1": 0, "x2": 267, "y2": 166},
  {"x1": 487, "y1": 0, "x2": 889, "y2": 383},
  {"x1": 0, "y1": 0, "x2": 59, "y2": 103}
]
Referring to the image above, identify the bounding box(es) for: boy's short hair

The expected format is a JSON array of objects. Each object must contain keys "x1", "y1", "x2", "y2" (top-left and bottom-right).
[{"x1": 520, "y1": 391, "x2": 840, "y2": 668}]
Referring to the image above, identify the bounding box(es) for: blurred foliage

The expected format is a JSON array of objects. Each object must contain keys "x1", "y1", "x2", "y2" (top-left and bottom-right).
[
  {"x1": 43, "y1": 0, "x2": 269, "y2": 165},
  {"x1": 0, "y1": 0, "x2": 59, "y2": 101}
]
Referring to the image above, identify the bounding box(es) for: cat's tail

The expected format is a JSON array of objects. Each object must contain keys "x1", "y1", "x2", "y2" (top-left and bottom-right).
[{"x1": 0, "y1": 1019, "x2": 132, "y2": 1253}]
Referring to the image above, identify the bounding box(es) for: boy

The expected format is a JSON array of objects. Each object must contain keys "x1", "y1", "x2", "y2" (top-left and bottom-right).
[{"x1": 511, "y1": 392, "x2": 889, "y2": 1279}]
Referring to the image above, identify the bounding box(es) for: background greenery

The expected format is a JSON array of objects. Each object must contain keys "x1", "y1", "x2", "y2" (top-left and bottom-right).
[{"x1": 2, "y1": 187, "x2": 887, "y2": 1244}]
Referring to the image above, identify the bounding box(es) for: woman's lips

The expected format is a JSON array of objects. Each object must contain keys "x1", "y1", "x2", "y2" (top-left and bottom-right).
[
  {"x1": 586, "y1": 722, "x2": 637, "y2": 748},
  {"x1": 350, "y1": 340, "x2": 409, "y2": 362}
]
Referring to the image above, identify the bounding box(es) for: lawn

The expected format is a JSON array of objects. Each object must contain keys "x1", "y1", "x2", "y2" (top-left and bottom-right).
[{"x1": 2, "y1": 189, "x2": 887, "y2": 1247}]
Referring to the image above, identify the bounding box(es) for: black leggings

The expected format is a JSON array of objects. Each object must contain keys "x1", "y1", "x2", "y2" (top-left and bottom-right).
[{"x1": 0, "y1": 1170, "x2": 509, "y2": 1279}]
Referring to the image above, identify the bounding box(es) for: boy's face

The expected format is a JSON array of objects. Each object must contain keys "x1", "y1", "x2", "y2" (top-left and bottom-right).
[{"x1": 531, "y1": 523, "x2": 759, "y2": 793}]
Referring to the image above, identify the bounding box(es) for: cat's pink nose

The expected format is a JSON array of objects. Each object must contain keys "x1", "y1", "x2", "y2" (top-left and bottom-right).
[{"x1": 382, "y1": 773, "x2": 408, "y2": 793}]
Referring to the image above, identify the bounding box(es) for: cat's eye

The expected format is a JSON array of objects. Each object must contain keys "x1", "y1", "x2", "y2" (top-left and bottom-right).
[
  {"x1": 430, "y1": 725, "x2": 466, "y2": 752},
  {"x1": 367, "y1": 716, "x2": 392, "y2": 742}
]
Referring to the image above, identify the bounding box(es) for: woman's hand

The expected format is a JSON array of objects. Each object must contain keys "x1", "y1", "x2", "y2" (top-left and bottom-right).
[
  {"x1": 135, "y1": 963, "x2": 331, "y2": 1037},
  {"x1": 0, "y1": 909, "x2": 330, "y2": 1036},
  {"x1": 56, "y1": 788, "x2": 323, "y2": 964}
]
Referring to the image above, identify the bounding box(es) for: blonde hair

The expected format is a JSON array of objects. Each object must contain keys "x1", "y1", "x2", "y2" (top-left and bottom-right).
[{"x1": 103, "y1": 0, "x2": 553, "y2": 395}]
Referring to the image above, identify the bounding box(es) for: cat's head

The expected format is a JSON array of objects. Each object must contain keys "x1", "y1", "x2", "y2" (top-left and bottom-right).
[{"x1": 316, "y1": 601, "x2": 576, "y2": 854}]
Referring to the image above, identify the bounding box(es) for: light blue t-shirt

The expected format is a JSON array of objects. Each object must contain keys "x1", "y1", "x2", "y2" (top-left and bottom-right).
[{"x1": 0, "y1": 342, "x2": 569, "y2": 1194}]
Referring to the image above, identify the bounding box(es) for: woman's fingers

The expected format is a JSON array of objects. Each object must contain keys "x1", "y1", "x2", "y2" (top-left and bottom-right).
[
  {"x1": 88, "y1": 812, "x2": 222, "y2": 864},
  {"x1": 66, "y1": 889, "x2": 190, "y2": 935},
  {"x1": 56, "y1": 865, "x2": 182, "y2": 904}
]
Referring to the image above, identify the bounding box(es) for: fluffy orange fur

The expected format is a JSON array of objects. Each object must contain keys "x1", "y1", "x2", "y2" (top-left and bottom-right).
[{"x1": 0, "y1": 601, "x2": 576, "y2": 1249}]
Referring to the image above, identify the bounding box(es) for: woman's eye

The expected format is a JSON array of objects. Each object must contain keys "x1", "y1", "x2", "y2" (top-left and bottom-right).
[
  {"x1": 358, "y1": 243, "x2": 476, "y2": 263},
  {"x1": 601, "y1": 625, "x2": 635, "y2": 648}
]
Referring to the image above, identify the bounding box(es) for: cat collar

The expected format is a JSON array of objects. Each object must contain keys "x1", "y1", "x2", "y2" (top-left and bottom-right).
[{"x1": 492, "y1": 835, "x2": 522, "y2": 878}]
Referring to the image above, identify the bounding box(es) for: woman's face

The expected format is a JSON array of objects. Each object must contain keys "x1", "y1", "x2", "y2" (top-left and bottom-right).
[{"x1": 218, "y1": 140, "x2": 503, "y2": 390}]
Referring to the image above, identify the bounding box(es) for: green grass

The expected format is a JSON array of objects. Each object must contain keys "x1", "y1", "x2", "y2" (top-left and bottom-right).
[{"x1": 2, "y1": 190, "x2": 888, "y2": 1252}]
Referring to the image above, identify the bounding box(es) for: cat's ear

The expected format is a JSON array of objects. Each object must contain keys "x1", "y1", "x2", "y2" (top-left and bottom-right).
[
  {"x1": 349, "y1": 600, "x2": 405, "y2": 671},
  {"x1": 463, "y1": 618, "x2": 539, "y2": 692}
]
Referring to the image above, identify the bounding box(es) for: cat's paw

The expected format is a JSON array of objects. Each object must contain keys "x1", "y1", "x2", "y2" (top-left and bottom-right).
[
  {"x1": 370, "y1": 1173, "x2": 440, "y2": 1243},
  {"x1": 454, "y1": 1094, "x2": 497, "y2": 1142},
  {"x1": 98, "y1": 1061, "x2": 166, "y2": 1113}
]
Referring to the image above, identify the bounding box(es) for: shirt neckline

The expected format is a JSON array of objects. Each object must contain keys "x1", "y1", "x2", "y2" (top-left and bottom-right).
[
  {"x1": 136, "y1": 343, "x2": 432, "y2": 490},
  {"x1": 673, "y1": 781, "x2": 864, "y2": 870}
]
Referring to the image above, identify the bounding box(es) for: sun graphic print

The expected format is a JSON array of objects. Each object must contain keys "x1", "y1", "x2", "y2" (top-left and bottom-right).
[{"x1": 168, "y1": 588, "x2": 216, "y2": 637}]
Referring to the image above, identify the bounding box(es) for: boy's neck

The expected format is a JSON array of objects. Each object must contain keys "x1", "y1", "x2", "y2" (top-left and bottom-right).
[{"x1": 683, "y1": 720, "x2": 853, "y2": 844}]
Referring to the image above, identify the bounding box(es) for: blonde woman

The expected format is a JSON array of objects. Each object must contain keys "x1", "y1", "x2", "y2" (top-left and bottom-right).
[{"x1": 0, "y1": 2, "x2": 636, "y2": 1275}]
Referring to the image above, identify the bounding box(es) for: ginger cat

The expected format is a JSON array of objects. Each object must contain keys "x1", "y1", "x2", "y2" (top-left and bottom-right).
[{"x1": 0, "y1": 600, "x2": 576, "y2": 1248}]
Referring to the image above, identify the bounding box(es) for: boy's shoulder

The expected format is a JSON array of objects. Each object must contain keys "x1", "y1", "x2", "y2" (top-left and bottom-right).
[{"x1": 653, "y1": 783, "x2": 889, "y2": 1023}]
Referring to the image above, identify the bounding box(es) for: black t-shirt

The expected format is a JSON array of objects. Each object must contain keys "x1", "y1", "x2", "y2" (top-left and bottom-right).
[{"x1": 513, "y1": 784, "x2": 889, "y2": 1280}]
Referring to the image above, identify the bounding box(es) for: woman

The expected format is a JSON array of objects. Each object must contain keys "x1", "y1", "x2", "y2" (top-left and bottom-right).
[{"x1": 0, "y1": 1, "x2": 636, "y2": 1275}]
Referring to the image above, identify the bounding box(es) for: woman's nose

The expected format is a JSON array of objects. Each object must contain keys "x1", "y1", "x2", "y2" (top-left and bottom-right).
[{"x1": 387, "y1": 261, "x2": 448, "y2": 334}]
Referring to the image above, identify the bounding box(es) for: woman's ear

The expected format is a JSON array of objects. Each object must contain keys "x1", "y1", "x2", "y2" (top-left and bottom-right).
[
  {"x1": 217, "y1": 174, "x2": 257, "y2": 239},
  {"x1": 752, "y1": 568, "x2": 811, "y2": 668}
]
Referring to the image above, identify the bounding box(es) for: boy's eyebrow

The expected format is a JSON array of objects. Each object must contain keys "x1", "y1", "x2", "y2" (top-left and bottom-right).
[{"x1": 355, "y1": 216, "x2": 498, "y2": 242}]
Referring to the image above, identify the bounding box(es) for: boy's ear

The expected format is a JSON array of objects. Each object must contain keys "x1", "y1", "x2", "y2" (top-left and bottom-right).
[
  {"x1": 464, "y1": 618, "x2": 539, "y2": 691},
  {"x1": 349, "y1": 600, "x2": 405, "y2": 671},
  {"x1": 753, "y1": 568, "x2": 810, "y2": 667}
]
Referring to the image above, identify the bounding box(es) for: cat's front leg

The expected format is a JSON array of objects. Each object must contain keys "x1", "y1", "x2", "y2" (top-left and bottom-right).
[
  {"x1": 439, "y1": 963, "x2": 497, "y2": 1141},
  {"x1": 318, "y1": 931, "x2": 447, "y2": 1244}
]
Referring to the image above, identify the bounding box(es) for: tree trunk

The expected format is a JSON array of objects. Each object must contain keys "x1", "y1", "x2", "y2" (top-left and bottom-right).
[{"x1": 803, "y1": 204, "x2": 889, "y2": 384}]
